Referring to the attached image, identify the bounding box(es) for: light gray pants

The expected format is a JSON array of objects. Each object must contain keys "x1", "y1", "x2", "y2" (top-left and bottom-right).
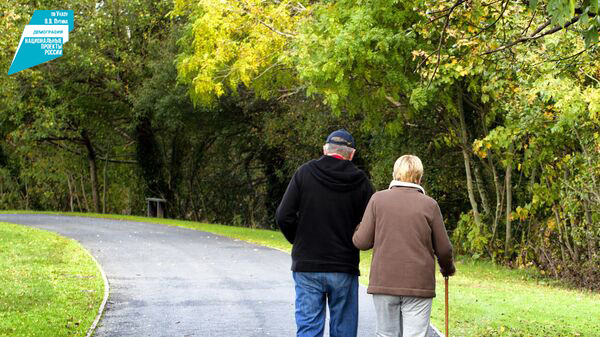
[{"x1": 372, "y1": 294, "x2": 433, "y2": 337}]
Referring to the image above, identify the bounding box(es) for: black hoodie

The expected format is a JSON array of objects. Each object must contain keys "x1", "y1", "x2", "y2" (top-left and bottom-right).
[{"x1": 276, "y1": 155, "x2": 374, "y2": 275}]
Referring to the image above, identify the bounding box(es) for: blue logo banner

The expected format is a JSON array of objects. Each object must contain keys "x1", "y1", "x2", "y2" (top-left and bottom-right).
[{"x1": 8, "y1": 10, "x2": 74, "y2": 75}]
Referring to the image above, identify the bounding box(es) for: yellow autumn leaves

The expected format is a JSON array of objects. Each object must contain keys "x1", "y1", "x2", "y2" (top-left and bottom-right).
[{"x1": 173, "y1": 0, "x2": 309, "y2": 105}]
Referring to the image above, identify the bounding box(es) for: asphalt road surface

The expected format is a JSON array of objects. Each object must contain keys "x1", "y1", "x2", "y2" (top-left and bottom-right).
[{"x1": 0, "y1": 214, "x2": 440, "y2": 337}]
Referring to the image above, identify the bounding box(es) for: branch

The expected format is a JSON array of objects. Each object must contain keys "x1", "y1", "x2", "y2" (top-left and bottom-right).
[
  {"x1": 113, "y1": 126, "x2": 134, "y2": 142},
  {"x1": 521, "y1": 9, "x2": 537, "y2": 35},
  {"x1": 293, "y1": 2, "x2": 307, "y2": 12},
  {"x1": 277, "y1": 86, "x2": 304, "y2": 100},
  {"x1": 482, "y1": 16, "x2": 580, "y2": 55},
  {"x1": 483, "y1": 0, "x2": 505, "y2": 5},
  {"x1": 385, "y1": 95, "x2": 403, "y2": 107},
  {"x1": 224, "y1": 4, "x2": 297, "y2": 38},
  {"x1": 45, "y1": 140, "x2": 83, "y2": 156},
  {"x1": 427, "y1": 13, "x2": 450, "y2": 24},
  {"x1": 255, "y1": 17, "x2": 296, "y2": 38},
  {"x1": 463, "y1": 93, "x2": 483, "y2": 112},
  {"x1": 415, "y1": 50, "x2": 437, "y2": 73},
  {"x1": 532, "y1": 45, "x2": 593, "y2": 66},
  {"x1": 583, "y1": 70, "x2": 600, "y2": 84},
  {"x1": 426, "y1": 0, "x2": 467, "y2": 15},
  {"x1": 43, "y1": 138, "x2": 137, "y2": 165},
  {"x1": 38, "y1": 136, "x2": 83, "y2": 143},
  {"x1": 472, "y1": 0, "x2": 510, "y2": 38},
  {"x1": 428, "y1": 0, "x2": 465, "y2": 87},
  {"x1": 97, "y1": 156, "x2": 138, "y2": 165},
  {"x1": 253, "y1": 62, "x2": 283, "y2": 82},
  {"x1": 531, "y1": 18, "x2": 552, "y2": 36}
]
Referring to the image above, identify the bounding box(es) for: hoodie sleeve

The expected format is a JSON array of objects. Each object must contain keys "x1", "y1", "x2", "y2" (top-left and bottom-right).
[
  {"x1": 354, "y1": 175, "x2": 374, "y2": 226},
  {"x1": 276, "y1": 170, "x2": 301, "y2": 244},
  {"x1": 429, "y1": 201, "x2": 456, "y2": 277},
  {"x1": 363, "y1": 180, "x2": 375, "y2": 212},
  {"x1": 353, "y1": 194, "x2": 376, "y2": 250}
]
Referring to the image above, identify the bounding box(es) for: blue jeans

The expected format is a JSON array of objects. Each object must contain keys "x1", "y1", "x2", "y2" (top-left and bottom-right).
[{"x1": 293, "y1": 272, "x2": 359, "y2": 337}]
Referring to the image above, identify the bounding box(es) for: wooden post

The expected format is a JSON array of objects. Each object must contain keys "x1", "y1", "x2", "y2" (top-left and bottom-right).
[{"x1": 157, "y1": 201, "x2": 164, "y2": 218}]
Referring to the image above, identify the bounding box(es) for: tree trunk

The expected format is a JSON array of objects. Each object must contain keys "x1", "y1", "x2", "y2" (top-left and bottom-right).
[
  {"x1": 573, "y1": 127, "x2": 599, "y2": 194},
  {"x1": 103, "y1": 158, "x2": 108, "y2": 214},
  {"x1": 582, "y1": 198, "x2": 596, "y2": 259},
  {"x1": 567, "y1": 212, "x2": 580, "y2": 263},
  {"x1": 457, "y1": 86, "x2": 482, "y2": 228},
  {"x1": 80, "y1": 175, "x2": 90, "y2": 212},
  {"x1": 69, "y1": 174, "x2": 83, "y2": 211},
  {"x1": 259, "y1": 146, "x2": 287, "y2": 228},
  {"x1": 66, "y1": 174, "x2": 74, "y2": 212},
  {"x1": 552, "y1": 204, "x2": 569, "y2": 265},
  {"x1": 24, "y1": 181, "x2": 29, "y2": 210},
  {"x1": 504, "y1": 145, "x2": 513, "y2": 259},
  {"x1": 82, "y1": 130, "x2": 100, "y2": 213},
  {"x1": 562, "y1": 215, "x2": 577, "y2": 262},
  {"x1": 487, "y1": 154, "x2": 504, "y2": 254},
  {"x1": 474, "y1": 160, "x2": 491, "y2": 216},
  {"x1": 539, "y1": 242, "x2": 559, "y2": 277},
  {"x1": 135, "y1": 114, "x2": 168, "y2": 201},
  {"x1": 563, "y1": 170, "x2": 579, "y2": 263},
  {"x1": 479, "y1": 110, "x2": 503, "y2": 255},
  {"x1": 244, "y1": 159, "x2": 258, "y2": 227}
]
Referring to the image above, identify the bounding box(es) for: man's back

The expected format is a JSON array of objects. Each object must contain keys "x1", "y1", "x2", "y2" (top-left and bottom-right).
[
  {"x1": 276, "y1": 129, "x2": 373, "y2": 337},
  {"x1": 276, "y1": 155, "x2": 373, "y2": 275}
]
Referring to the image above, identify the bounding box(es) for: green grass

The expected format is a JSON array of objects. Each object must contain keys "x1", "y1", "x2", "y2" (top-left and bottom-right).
[
  {"x1": 2, "y1": 211, "x2": 599, "y2": 336},
  {"x1": 0, "y1": 221, "x2": 104, "y2": 337},
  {"x1": 429, "y1": 256, "x2": 600, "y2": 337}
]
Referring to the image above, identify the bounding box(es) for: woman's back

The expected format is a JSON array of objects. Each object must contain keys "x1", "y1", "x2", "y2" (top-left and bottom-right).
[{"x1": 353, "y1": 186, "x2": 454, "y2": 298}]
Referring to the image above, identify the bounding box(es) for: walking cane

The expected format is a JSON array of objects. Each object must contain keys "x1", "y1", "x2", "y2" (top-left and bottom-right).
[{"x1": 444, "y1": 276, "x2": 449, "y2": 337}]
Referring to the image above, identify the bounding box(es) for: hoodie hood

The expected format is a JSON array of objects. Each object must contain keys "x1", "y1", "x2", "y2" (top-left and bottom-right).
[{"x1": 307, "y1": 156, "x2": 367, "y2": 192}]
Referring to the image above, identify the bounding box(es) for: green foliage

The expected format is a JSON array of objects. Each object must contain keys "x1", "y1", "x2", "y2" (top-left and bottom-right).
[
  {"x1": 294, "y1": 1, "x2": 419, "y2": 113},
  {"x1": 1, "y1": 0, "x2": 599, "y2": 291},
  {"x1": 1, "y1": 0, "x2": 174, "y2": 214},
  {"x1": 453, "y1": 212, "x2": 491, "y2": 259},
  {"x1": 546, "y1": 0, "x2": 576, "y2": 26},
  {"x1": 172, "y1": 0, "x2": 308, "y2": 105},
  {"x1": 477, "y1": 67, "x2": 600, "y2": 284}
]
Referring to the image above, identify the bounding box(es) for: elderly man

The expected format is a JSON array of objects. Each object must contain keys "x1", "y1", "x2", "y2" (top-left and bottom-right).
[
  {"x1": 276, "y1": 129, "x2": 374, "y2": 337},
  {"x1": 353, "y1": 155, "x2": 455, "y2": 337}
]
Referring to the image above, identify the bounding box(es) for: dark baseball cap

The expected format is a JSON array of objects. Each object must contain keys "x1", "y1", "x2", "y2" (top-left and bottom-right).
[{"x1": 326, "y1": 129, "x2": 355, "y2": 148}]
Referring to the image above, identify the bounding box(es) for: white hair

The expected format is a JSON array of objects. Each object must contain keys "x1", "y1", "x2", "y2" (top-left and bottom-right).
[{"x1": 393, "y1": 155, "x2": 423, "y2": 184}]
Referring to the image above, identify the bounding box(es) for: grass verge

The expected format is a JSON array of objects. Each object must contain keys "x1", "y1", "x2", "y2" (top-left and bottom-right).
[
  {"x1": 2, "y1": 211, "x2": 599, "y2": 336},
  {"x1": 0, "y1": 221, "x2": 104, "y2": 337}
]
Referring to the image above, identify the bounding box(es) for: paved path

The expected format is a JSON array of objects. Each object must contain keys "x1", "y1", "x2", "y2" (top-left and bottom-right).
[{"x1": 0, "y1": 214, "x2": 440, "y2": 337}]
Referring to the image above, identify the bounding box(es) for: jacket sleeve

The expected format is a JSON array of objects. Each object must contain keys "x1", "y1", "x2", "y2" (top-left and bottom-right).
[
  {"x1": 352, "y1": 194, "x2": 376, "y2": 250},
  {"x1": 429, "y1": 201, "x2": 456, "y2": 277},
  {"x1": 276, "y1": 171, "x2": 301, "y2": 244}
]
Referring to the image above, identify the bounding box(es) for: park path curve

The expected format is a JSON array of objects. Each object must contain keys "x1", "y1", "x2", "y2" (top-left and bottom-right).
[{"x1": 0, "y1": 214, "x2": 439, "y2": 337}]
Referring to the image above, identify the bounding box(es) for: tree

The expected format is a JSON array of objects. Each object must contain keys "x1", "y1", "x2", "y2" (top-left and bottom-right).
[
  {"x1": 2, "y1": 0, "x2": 173, "y2": 212},
  {"x1": 172, "y1": 0, "x2": 309, "y2": 105}
]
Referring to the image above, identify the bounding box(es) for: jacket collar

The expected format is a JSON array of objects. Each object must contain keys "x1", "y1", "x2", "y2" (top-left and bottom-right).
[{"x1": 388, "y1": 180, "x2": 426, "y2": 195}]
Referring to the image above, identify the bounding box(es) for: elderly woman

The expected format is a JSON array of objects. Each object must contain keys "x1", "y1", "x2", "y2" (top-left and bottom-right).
[{"x1": 353, "y1": 155, "x2": 455, "y2": 337}]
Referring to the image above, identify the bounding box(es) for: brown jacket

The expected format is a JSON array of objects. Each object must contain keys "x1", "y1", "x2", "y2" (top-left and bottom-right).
[{"x1": 353, "y1": 185, "x2": 455, "y2": 298}]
